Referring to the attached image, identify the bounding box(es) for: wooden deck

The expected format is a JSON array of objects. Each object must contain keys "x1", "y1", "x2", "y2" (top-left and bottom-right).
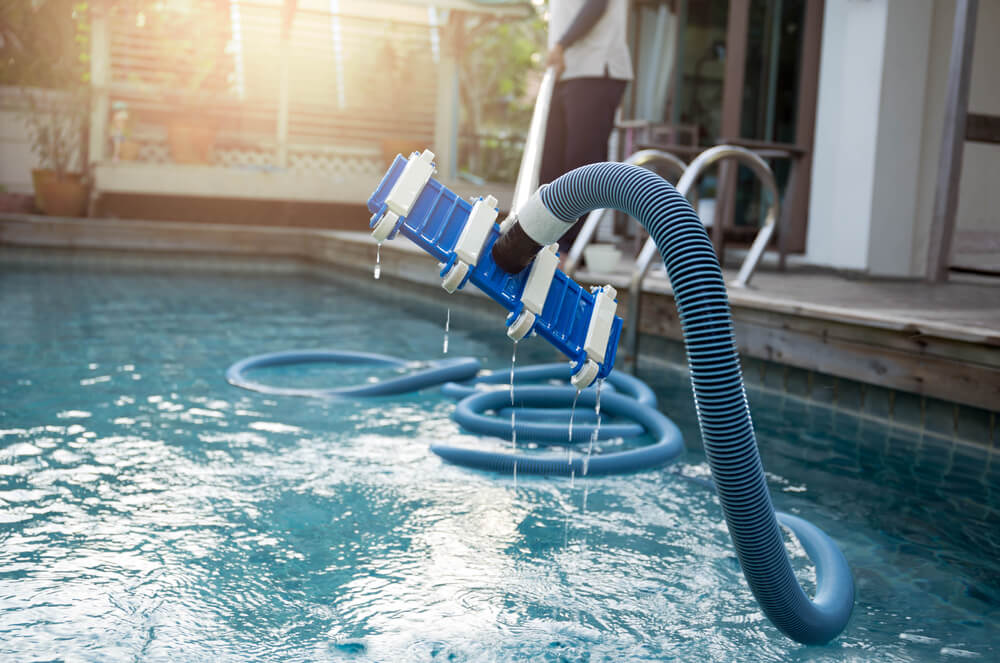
[
  {"x1": 576, "y1": 261, "x2": 1000, "y2": 414},
  {"x1": 2, "y1": 214, "x2": 998, "y2": 417}
]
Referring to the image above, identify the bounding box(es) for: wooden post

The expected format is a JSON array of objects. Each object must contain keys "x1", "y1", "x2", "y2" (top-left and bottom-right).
[
  {"x1": 926, "y1": 0, "x2": 978, "y2": 282},
  {"x1": 433, "y1": 12, "x2": 462, "y2": 182},
  {"x1": 275, "y1": 1, "x2": 297, "y2": 169},
  {"x1": 87, "y1": 10, "x2": 111, "y2": 216},
  {"x1": 715, "y1": 0, "x2": 750, "y2": 261},
  {"x1": 780, "y1": 0, "x2": 825, "y2": 265},
  {"x1": 88, "y1": 12, "x2": 110, "y2": 168},
  {"x1": 275, "y1": 33, "x2": 291, "y2": 168}
]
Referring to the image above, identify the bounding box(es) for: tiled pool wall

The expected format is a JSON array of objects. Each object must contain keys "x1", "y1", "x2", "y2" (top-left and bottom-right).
[
  {"x1": 4, "y1": 246, "x2": 997, "y2": 452},
  {"x1": 591, "y1": 317, "x2": 998, "y2": 453},
  {"x1": 749, "y1": 357, "x2": 995, "y2": 444}
]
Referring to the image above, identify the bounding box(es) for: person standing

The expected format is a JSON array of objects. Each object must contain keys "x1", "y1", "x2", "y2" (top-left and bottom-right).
[{"x1": 541, "y1": 0, "x2": 633, "y2": 254}]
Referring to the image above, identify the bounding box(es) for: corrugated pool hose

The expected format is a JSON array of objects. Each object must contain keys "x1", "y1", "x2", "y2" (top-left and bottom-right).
[{"x1": 492, "y1": 162, "x2": 854, "y2": 645}]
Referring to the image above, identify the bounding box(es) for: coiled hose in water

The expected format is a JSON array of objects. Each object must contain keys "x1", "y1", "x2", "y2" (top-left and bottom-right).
[
  {"x1": 504, "y1": 162, "x2": 854, "y2": 645},
  {"x1": 227, "y1": 354, "x2": 684, "y2": 477}
]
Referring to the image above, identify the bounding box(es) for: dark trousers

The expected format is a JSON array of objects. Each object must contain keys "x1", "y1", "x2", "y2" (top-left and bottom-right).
[{"x1": 539, "y1": 76, "x2": 628, "y2": 253}]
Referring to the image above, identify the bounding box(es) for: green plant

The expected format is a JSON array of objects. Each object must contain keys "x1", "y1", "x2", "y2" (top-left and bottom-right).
[
  {"x1": 0, "y1": 0, "x2": 89, "y2": 88},
  {"x1": 456, "y1": 10, "x2": 547, "y2": 181},
  {"x1": 22, "y1": 86, "x2": 89, "y2": 179},
  {"x1": 3, "y1": 0, "x2": 91, "y2": 179}
]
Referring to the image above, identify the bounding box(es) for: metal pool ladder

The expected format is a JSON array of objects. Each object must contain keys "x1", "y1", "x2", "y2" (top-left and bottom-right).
[
  {"x1": 620, "y1": 145, "x2": 781, "y2": 372},
  {"x1": 509, "y1": 75, "x2": 781, "y2": 375},
  {"x1": 505, "y1": 67, "x2": 557, "y2": 226},
  {"x1": 561, "y1": 149, "x2": 689, "y2": 276}
]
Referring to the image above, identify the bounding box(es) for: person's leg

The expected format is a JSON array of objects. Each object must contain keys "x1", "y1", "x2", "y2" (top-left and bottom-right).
[
  {"x1": 556, "y1": 77, "x2": 628, "y2": 254},
  {"x1": 561, "y1": 78, "x2": 626, "y2": 170},
  {"x1": 539, "y1": 81, "x2": 569, "y2": 187}
]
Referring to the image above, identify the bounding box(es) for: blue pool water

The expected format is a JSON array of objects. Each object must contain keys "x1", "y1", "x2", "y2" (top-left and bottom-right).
[{"x1": 1, "y1": 253, "x2": 998, "y2": 661}]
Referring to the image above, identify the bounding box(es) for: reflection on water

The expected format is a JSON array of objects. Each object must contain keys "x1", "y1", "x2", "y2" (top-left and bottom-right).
[{"x1": 0, "y1": 259, "x2": 997, "y2": 662}]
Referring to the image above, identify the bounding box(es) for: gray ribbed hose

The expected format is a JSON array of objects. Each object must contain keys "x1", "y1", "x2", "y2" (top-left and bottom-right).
[{"x1": 533, "y1": 162, "x2": 854, "y2": 645}]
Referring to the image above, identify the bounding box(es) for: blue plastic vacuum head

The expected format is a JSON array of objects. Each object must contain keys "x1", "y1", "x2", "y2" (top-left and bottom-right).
[{"x1": 367, "y1": 150, "x2": 622, "y2": 389}]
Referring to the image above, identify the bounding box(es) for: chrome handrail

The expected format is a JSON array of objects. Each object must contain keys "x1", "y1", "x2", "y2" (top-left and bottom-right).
[
  {"x1": 623, "y1": 145, "x2": 780, "y2": 373},
  {"x1": 563, "y1": 149, "x2": 688, "y2": 277},
  {"x1": 506, "y1": 67, "x2": 558, "y2": 226}
]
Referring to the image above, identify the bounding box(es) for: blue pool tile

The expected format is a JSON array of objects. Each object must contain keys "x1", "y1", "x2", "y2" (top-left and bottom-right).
[
  {"x1": 836, "y1": 378, "x2": 865, "y2": 411},
  {"x1": 785, "y1": 365, "x2": 811, "y2": 398},
  {"x1": 833, "y1": 410, "x2": 862, "y2": 438},
  {"x1": 810, "y1": 372, "x2": 837, "y2": 404},
  {"x1": 892, "y1": 391, "x2": 924, "y2": 428},
  {"x1": 955, "y1": 405, "x2": 993, "y2": 446},
  {"x1": 781, "y1": 394, "x2": 809, "y2": 422},
  {"x1": 885, "y1": 431, "x2": 920, "y2": 471},
  {"x1": 864, "y1": 385, "x2": 893, "y2": 418},
  {"x1": 913, "y1": 439, "x2": 952, "y2": 481},
  {"x1": 759, "y1": 359, "x2": 785, "y2": 390},
  {"x1": 741, "y1": 356, "x2": 764, "y2": 383},
  {"x1": 948, "y1": 444, "x2": 989, "y2": 482},
  {"x1": 986, "y1": 453, "x2": 1000, "y2": 487},
  {"x1": 644, "y1": 336, "x2": 687, "y2": 366},
  {"x1": 923, "y1": 397, "x2": 958, "y2": 437}
]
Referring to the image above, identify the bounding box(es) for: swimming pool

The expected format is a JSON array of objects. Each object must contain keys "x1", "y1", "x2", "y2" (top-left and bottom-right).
[{"x1": 1, "y1": 252, "x2": 997, "y2": 661}]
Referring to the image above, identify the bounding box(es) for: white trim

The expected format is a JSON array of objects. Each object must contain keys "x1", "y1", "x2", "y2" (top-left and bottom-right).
[{"x1": 516, "y1": 189, "x2": 574, "y2": 246}]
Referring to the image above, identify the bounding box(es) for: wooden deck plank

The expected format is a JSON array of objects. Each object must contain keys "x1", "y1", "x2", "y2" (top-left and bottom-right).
[{"x1": 596, "y1": 265, "x2": 1000, "y2": 346}]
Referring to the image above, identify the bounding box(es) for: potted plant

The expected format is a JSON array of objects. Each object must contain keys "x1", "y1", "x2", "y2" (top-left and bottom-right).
[
  {"x1": 25, "y1": 90, "x2": 89, "y2": 216},
  {"x1": 24, "y1": 86, "x2": 90, "y2": 217}
]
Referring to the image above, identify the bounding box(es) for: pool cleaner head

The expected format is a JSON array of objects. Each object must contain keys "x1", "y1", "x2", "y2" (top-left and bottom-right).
[{"x1": 366, "y1": 150, "x2": 623, "y2": 389}]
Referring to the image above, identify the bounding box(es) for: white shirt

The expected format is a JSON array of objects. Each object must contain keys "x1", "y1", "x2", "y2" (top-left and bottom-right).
[{"x1": 548, "y1": 0, "x2": 633, "y2": 82}]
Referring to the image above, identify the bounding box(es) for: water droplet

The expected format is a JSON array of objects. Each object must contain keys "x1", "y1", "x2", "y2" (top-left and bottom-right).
[
  {"x1": 511, "y1": 408, "x2": 517, "y2": 450},
  {"x1": 510, "y1": 341, "x2": 518, "y2": 485},
  {"x1": 442, "y1": 308, "x2": 450, "y2": 354},
  {"x1": 374, "y1": 243, "x2": 382, "y2": 280},
  {"x1": 568, "y1": 388, "x2": 581, "y2": 443}
]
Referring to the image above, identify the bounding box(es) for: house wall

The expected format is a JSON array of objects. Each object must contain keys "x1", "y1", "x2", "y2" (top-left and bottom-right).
[
  {"x1": 806, "y1": 0, "x2": 933, "y2": 276},
  {"x1": 867, "y1": 0, "x2": 934, "y2": 276},
  {"x1": 807, "y1": 0, "x2": 999, "y2": 277}
]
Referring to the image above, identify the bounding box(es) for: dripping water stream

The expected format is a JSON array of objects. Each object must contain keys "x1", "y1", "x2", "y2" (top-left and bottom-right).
[
  {"x1": 442, "y1": 308, "x2": 450, "y2": 354},
  {"x1": 510, "y1": 341, "x2": 518, "y2": 487},
  {"x1": 567, "y1": 388, "x2": 581, "y2": 445},
  {"x1": 583, "y1": 379, "x2": 604, "y2": 477}
]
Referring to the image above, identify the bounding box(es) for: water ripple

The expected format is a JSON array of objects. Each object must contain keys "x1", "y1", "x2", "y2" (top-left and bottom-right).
[{"x1": 0, "y1": 259, "x2": 995, "y2": 661}]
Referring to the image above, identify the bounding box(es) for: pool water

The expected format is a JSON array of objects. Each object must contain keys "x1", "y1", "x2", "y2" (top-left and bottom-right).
[{"x1": 1, "y1": 255, "x2": 997, "y2": 662}]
